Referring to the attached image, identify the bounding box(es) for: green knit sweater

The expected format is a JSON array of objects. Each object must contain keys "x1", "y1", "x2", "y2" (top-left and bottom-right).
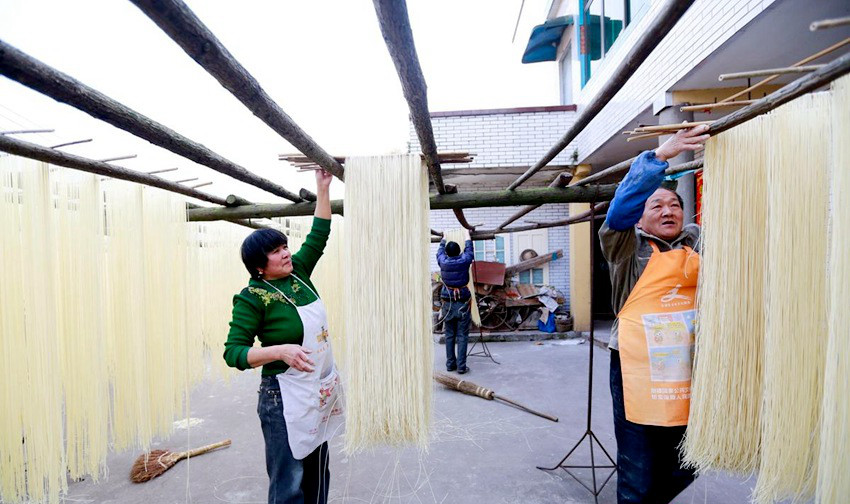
[{"x1": 223, "y1": 217, "x2": 331, "y2": 375}]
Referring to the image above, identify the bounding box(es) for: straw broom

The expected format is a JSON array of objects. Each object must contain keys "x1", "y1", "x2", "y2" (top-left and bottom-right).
[
  {"x1": 130, "y1": 439, "x2": 231, "y2": 483},
  {"x1": 433, "y1": 372, "x2": 558, "y2": 422}
]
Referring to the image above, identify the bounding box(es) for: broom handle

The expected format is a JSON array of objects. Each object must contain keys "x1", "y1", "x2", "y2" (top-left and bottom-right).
[
  {"x1": 175, "y1": 439, "x2": 232, "y2": 461},
  {"x1": 493, "y1": 394, "x2": 559, "y2": 423}
]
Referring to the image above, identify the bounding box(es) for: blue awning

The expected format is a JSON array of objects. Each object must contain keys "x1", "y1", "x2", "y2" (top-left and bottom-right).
[{"x1": 522, "y1": 16, "x2": 573, "y2": 64}]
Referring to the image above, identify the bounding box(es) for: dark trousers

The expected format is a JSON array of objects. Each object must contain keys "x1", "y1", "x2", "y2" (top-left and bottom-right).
[
  {"x1": 442, "y1": 298, "x2": 471, "y2": 370},
  {"x1": 609, "y1": 350, "x2": 695, "y2": 504},
  {"x1": 258, "y1": 375, "x2": 329, "y2": 504}
]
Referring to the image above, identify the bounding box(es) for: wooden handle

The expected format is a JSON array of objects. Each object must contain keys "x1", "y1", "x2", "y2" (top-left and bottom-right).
[
  {"x1": 175, "y1": 439, "x2": 231, "y2": 461},
  {"x1": 493, "y1": 395, "x2": 559, "y2": 423}
]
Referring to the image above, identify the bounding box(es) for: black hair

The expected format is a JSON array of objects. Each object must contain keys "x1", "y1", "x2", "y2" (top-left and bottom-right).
[
  {"x1": 658, "y1": 181, "x2": 684, "y2": 208},
  {"x1": 445, "y1": 241, "x2": 461, "y2": 257},
  {"x1": 240, "y1": 228, "x2": 288, "y2": 279}
]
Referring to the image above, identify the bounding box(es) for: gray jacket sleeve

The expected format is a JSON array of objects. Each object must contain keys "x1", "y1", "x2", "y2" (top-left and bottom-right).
[{"x1": 599, "y1": 220, "x2": 638, "y2": 265}]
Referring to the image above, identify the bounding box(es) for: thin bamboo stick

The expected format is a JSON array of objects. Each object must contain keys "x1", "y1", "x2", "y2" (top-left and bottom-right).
[
  {"x1": 810, "y1": 16, "x2": 850, "y2": 31},
  {"x1": 49, "y1": 138, "x2": 92, "y2": 149},
  {"x1": 719, "y1": 65, "x2": 824, "y2": 81},
  {"x1": 98, "y1": 154, "x2": 137, "y2": 163},
  {"x1": 680, "y1": 100, "x2": 756, "y2": 112},
  {"x1": 718, "y1": 37, "x2": 850, "y2": 104},
  {"x1": 633, "y1": 120, "x2": 714, "y2": 133},
  {"x1": 0, "y1": 128, "x2": 55, "y2": 135}
]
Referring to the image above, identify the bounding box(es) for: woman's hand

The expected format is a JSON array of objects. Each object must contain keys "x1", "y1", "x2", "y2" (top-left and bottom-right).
[
  {"x1": 278, "y1": 344, "x2": 315, "y2": 372},
  {"x1": 315, "y1": 169, "x2": 333, "y2": 193},
  {"x1": 314, "y1": 169, "x2": 332, "y2": 219},
  {"x1": 655, "y1": 124, "x2": 710, "y2": 162}
]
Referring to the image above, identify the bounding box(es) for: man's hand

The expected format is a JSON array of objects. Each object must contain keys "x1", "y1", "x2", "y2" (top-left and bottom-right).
[{"x1": 655, "y1": 124, "x2": 710, "y2": 162}]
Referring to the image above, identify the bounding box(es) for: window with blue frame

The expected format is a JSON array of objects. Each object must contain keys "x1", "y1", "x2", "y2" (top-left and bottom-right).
[
  {"x1": 518, "y1": 268, "x2": 545, "y2": 286},
  {"x1": 580, "y1": 0, "x2": 651, "y2": 86},
  {"x1": 473, "y1": 236, "x2": 506, "y2": 263}
]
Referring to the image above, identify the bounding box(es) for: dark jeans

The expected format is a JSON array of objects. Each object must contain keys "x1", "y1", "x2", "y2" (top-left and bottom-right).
[
  {"x1": 442, "y1": 298, "x2": 471, "y2": 370},
  {"x1": 609, "y1": 350, "x2": 695, "y2": 504},
  {"x1": 258, "y1": 375, "x2": 329, "y2": 504}
]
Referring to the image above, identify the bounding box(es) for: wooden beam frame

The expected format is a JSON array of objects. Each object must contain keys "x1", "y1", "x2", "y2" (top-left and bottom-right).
[
  {"x1": 506, "y1": 0, "x2": 696, "y2": 191},
  {"x1": 0, "y1": 40, "x2": 303, "y2": 202},
  {"x1": 372, "y1": 0, "x2": 446, "y2": 194},
  {"x1": 128, "y1": 0, "x2": 345, "y2": 181},
  {"x1": 186, "y1": 184, "x2": 618, "y2": 222}
]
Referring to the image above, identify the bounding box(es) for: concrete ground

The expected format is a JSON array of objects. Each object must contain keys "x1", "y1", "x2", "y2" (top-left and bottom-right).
[{"x1": 62, "y1": 338, "x2": 763, "y2": 504}]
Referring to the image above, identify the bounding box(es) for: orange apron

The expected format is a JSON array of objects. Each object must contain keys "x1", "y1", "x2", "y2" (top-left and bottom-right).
[{"x1": 618, "y1": 241, "x2": 700, "y2": 427}]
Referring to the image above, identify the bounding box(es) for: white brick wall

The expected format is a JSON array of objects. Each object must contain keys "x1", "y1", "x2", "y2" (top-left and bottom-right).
[
  {"x1": 409, "y1": 108, "x2": 579, "y2": 309},
  {"x1": 567, "y1": 0, "x2": 777, "y2": 161},
  {"x1": 408, "y1": 109, "x2": 579, "y2": 168}
]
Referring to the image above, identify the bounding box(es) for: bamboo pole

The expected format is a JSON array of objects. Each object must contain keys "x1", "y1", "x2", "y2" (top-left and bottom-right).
[
  {"x1": 506, "y1": 0, "x2": 696, "y2": 191},
  {"x1": 718, "y1": 65, "x2": 824, "y2": 81},
  {"x1": 0, "y1": 40, "x2": 303, "y2": 202},
  {"x1": 186, "y1": 184, "x2": 618, "y2": 222},
  {"x1": 495, "y1": 171, "x2": 572, "y2": 230},
  {"x1": 0, "y1": 135, "x2": 229, "y2": 206},
  {"x1": 190, "y1": 181, "x2": 212, "y2": 189},
  {"x1": 810, "y1": 16, "x2": 850, "y2": 31},
  {"x1": 716, "y1": 37, "x2": 850, "y2": 105},
  {"x1": 128, "y1": 0, "x2": 346, "y2": 182},
  {"x1": 372, "y1": 0, "x2": 446, "y2": 193}
]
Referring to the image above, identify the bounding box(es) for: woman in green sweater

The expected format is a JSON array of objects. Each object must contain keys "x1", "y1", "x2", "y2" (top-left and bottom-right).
[{"x1": 224, "y1": 169, "x2": 342, "y2": 504}]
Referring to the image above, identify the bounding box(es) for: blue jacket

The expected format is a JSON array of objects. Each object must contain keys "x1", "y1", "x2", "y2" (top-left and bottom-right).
[
  {"x1": 437, "y1": 239, "x2": 474, "y2": 300},
  {"x1": 606, "y1": 150, "x2": 669, "y2": 231}
]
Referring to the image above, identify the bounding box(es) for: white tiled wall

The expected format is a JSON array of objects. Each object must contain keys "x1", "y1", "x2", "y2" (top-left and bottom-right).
[
  {"x1": 408, "y1": 110, "x2": 579, "y2": 168},
  {"x1": 565, "y1": 0, "x2": 777, "y2": 161}
]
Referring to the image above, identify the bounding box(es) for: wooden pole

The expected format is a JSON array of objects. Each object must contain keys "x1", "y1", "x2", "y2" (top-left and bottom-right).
[
  {"x1": 0, "y1": 40, "x2": 304, "y2": 202},
  {"x1": 128, "y1": 0, "x2": 346, "y2": 182},
  {"x1": 0, "y1": 135, "x2": 229, "y2": 206},
  {"x1": 299, "y1": 188, "x2": 317, "y2": 202},
  {"x1": 632, "y1": 120, "x2": 713, "y2": 133},
  {"x1": 452, "y1": 208, "x2": 482, "y2": 231},
  {"x1": 225, "y1": 194, "x2": 252, "y2": 207},
  {"x1": 718, "y1": 65, "x2": 824, "y2": 81},
  {"x1": 186, "y1": 202, "x2": 272, "y2": 230},
  {"x1": 372, "y1": 0, "x2": 446, "y2": 193},
  {"x1": 506, "y1": 0, "x2": 696, "y2": 191},
  {"x1": 496, "y1": 171, "x2": 572, "y2": 230},
  {"x1": 186, "y1": 184, "x2": 618, "y2": 222},
  {"x1": 708, "y1": 51, "x2": 850, "y2": 136},
  {"x1": 716, "y1": 37, "x2": 850, "y2": 105}
]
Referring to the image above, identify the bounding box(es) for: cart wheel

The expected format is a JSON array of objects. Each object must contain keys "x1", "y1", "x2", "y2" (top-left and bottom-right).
[{"x1": 478, "y1": 295, "x2": 507, "y2": 330}]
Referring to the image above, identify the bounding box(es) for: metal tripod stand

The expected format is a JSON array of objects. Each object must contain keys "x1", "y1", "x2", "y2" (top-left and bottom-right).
[{"x1": 536, "y1": 202, "x2": 616, "y2": 503}]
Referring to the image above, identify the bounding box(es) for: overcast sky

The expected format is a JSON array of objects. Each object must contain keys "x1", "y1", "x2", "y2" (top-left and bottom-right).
[{"x1": 0, "y1": 0, "x2": 559, "y2": 201}]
